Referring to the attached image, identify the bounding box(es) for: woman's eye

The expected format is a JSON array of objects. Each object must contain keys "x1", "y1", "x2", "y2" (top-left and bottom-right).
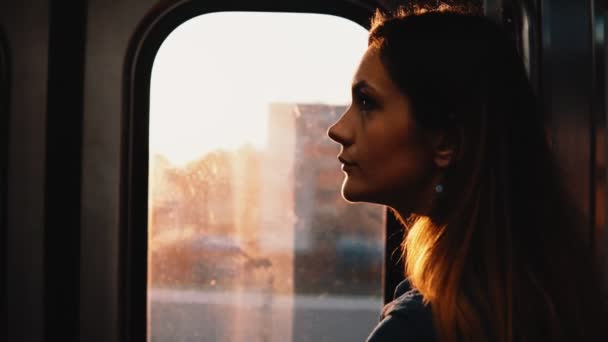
[
  {"x1": 361, "y1": 98, "x2": 372, "y2": 110},
  {"x1": 356, "y1": 93, "x2": 376, "y2": 113}
]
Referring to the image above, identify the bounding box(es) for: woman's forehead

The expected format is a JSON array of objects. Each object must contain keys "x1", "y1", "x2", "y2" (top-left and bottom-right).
[{"x1": 352, "y1": 49, "x2": 401, "y2": 98}]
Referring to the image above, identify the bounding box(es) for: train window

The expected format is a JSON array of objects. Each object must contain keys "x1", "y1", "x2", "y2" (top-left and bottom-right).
[{"x1": 147, "y1": 12, "x2": 385, "y2": 341}]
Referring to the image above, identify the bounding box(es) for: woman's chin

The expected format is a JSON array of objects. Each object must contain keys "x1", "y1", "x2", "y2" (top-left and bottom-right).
[
  {"x1": 341, "y1": 180, "x2": 391, "y2": 206},
  {"x1": 341, "y1": 185, "x2": 361, "y2": 203},
  {"x1": 341, "y1": 182, "x2": 370, "y2": 203}
]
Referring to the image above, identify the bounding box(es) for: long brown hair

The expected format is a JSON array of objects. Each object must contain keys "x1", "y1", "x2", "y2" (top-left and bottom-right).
[{"x1": 369, "y1": 4, "x2": 608, "y2": 342}]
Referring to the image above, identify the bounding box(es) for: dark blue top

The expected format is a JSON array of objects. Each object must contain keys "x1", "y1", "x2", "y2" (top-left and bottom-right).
[{"x1": 366, "y1": 279, "x2": 437, "y2": 342}]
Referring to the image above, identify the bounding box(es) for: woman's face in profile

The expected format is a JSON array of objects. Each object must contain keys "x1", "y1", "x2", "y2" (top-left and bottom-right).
[{"x1": 327, "y1": 48, "x2": 437, "y2": 211}]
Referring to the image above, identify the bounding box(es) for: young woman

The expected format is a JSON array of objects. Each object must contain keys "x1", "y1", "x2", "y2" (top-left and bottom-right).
[{"x1": 327, "y1": 5, "x2": 607, "y2": 342}]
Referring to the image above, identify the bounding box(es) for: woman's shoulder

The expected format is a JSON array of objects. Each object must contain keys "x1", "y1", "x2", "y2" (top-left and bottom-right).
[
  {"x1": 366, "y1": 279, "x2": 437, "y2": 342},
  {"x1": 382, "y1": 278, "x2": 432, "y2": 320}
]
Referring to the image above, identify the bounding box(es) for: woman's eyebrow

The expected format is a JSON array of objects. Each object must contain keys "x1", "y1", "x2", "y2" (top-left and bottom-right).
[{"x1": 352, "y1": 80, "x2": 376, "y2": 95}]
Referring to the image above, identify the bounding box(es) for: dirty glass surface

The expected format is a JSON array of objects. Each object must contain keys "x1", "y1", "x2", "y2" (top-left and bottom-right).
[{"x1": 148, "y1": 12, "x2": 385, "y2": 342}]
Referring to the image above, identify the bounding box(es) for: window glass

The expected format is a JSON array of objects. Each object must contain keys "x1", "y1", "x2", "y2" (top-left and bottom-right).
[{"x1": 148, "y1": 12, "x2": 385, "y2": 342}]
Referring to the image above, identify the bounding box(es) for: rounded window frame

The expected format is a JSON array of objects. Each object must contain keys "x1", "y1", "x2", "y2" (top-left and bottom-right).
[{"x1": 120, "y1": 1, "x2": 381, "y2": 341}]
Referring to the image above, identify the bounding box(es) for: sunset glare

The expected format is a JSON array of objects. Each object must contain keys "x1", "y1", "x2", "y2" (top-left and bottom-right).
[{"x1": 149, "y1": 12, "x2": 368, "y2": 166}]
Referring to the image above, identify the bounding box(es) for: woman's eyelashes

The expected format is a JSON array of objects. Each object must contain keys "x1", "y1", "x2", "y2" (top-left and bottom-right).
[{"x1": 353, "y1": 89, "x2": 377, "y2": 113}]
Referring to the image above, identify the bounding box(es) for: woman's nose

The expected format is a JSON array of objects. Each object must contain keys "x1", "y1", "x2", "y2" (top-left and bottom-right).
[
  {"x1": 327, "y1": 122, "x2": 342, "y2": 144},
  {"x1": 327, "y1": 106, "x2": 349, "y2": 140}
]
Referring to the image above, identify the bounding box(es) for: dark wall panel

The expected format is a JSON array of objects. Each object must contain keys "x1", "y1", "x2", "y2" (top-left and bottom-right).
[
  {"x1": 44, "y1": 1, "x2": 88, "y2": 341},
  {"x1": 0, "y1": 1, "x2": 50, "y2": 341},
  {"x1": 541, "y1": 0, "x2": 594, "y2": 239}
]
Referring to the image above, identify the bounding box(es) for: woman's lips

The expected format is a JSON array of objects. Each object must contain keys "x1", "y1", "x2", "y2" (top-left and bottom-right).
[{"x1": 338, "y1": 156, "x2": 357, "y2": 166}]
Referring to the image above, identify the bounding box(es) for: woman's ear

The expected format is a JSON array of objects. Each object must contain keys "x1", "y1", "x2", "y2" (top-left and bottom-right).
[{"x1": 432, "y1": 127, "x2": 463, "y2": 168}]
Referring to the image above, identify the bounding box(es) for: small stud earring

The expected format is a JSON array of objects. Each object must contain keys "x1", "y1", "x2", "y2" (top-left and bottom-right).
[{"x1": 435, "y1": 184, "x2": 444, "y2": 193}]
